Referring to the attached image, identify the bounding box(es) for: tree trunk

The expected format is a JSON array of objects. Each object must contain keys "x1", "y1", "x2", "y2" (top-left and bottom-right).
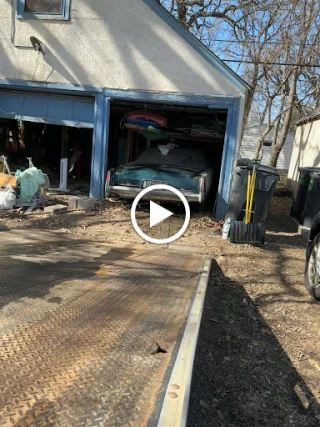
[
  {"x1": 176, "y1": 0, "x2": 187, "y2": 24},
  {"x1": 269, "y1": 144, "x2": 282, "y2": 167},
  {"x1": 241, "y1": 63, "x2": 259, "y2": 139},
  {"x1": 254, "y1": 122, "x2": 273, "y2": 159}
]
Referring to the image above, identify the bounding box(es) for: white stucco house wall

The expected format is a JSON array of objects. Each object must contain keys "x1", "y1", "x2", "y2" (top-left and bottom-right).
[
  {"x1": 0, "y1": 0, "x2": 248, "y2": 218},
  {"x1": 288, "y1": 106, "x2": 320, "y2": 200},
  {"x1": 240, "y1": 124, "x2": 294, "y2": 170}
]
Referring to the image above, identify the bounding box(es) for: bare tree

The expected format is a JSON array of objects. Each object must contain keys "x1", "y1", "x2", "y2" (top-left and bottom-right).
[
  {"x1": 253, "y1": 0, "x2": 320, "y2": 166},
  {"x1": 160, "y1": 0, "x2": 320, "y2": 168},
  {"x1": 160, "y1": 0, "x2": 259, "y2": 29}
]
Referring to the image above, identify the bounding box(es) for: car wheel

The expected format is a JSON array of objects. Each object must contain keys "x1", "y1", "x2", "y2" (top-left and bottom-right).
[{"x1": 305, "y1": 233, "x2": 320, "y2": 300}]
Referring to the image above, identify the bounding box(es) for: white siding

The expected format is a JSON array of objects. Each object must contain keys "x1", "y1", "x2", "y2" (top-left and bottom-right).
[
  {"x1": 288, "y1": 119, "x2": 320, "y2": 200},
  {"x1": 240, "y1": 126, "x2": 294, "y2": 170}
]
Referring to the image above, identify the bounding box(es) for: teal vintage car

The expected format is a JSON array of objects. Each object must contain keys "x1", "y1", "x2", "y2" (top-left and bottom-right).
[{"x1": 105, "y1": 147, "x2": 215, "y2": 205}]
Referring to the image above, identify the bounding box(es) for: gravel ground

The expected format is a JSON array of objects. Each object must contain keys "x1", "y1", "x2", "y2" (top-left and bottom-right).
[{"x1": 1, "y1": 194, "x2": 320, "y2": 426}]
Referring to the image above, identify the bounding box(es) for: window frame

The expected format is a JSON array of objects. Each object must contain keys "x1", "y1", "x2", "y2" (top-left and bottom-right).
[{"x1": 17, "y1": 0, "x2": 71, "y2": 20}]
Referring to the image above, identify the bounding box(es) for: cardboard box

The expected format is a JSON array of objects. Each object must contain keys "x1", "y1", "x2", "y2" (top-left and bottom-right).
[{"x1": 0, "y1": 173, "x2": 17, "y2": 188}]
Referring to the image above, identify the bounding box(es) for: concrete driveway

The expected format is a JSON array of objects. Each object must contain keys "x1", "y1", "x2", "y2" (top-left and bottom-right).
[{"x1": 0, "y1": 230, "x2": 208, "y2": 427}]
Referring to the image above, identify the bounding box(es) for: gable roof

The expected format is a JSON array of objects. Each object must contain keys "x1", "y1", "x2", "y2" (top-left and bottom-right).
[
  {"x1": 296, "y1": 106, "x2": 320, "y2": 126},
  {"x1": 143, "y1": 0, "x2": 249, "y2": 93}
]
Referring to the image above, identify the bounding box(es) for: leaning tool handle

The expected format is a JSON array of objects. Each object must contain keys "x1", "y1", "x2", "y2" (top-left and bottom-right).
[
  {"x1": 245, "y1": 171, "x2": 251, "y2": 224},
  {"x1": 247, "y1": 166, "x2": 257, "y2": 223},
  {"x1": 0, "y1": 155, "x2": 12, "y2": 175},
  {"x1": 27, "y1": 157, "x2": 35, "y2": 168},
  {"x1": 245, "y1": 160, "x2": 260, "y2": 224}
]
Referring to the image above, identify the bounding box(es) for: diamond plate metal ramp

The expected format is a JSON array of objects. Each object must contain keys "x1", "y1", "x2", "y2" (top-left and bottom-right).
[{"x1": 0, "y1": 231, "x2": 208, "y2": 427}]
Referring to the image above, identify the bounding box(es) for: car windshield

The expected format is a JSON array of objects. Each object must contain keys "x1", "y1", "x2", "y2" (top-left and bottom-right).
[{"x1": 129, "y1": 147, "x2": 208, "y2": 171}]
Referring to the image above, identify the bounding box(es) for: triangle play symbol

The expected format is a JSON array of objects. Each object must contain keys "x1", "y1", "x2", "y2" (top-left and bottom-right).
[{"x1": 150, "y1": 201, "x2": 173, "y2": 228}]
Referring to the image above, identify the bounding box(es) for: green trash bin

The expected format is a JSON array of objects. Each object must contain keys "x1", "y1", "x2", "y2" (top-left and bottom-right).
[{"x1": 292, "y1": 167, "x2": 320, "y2": 222}]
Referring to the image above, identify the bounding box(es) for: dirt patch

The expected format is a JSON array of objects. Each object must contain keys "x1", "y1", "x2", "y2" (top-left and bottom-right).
[
  {"x1": 0, "y1": 196, "x2": 220, "y2": 247},
  {"x1": 2, "y1": 195, "x2": 320, "y2": 425},
  {"x1": 188, "y1": 197, "x2": 320, "y2": 426},
  {"x1": 188, "y1": 265, "x2": 320, "y2": 426}
]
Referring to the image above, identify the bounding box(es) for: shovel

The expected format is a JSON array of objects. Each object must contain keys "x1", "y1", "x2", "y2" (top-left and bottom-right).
[{"x1": 229, "y1": 160, "x2": 265, "y2": 245}]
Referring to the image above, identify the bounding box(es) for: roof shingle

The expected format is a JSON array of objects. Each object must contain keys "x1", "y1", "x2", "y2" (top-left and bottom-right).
[{"x1": 296, "y1": 106, "x2": 320, "y2": 126}]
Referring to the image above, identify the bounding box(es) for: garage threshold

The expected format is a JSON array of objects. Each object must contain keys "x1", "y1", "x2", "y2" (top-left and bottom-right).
[{"x1": 0, "y1": 233, "x2": 211, "y2": 427}]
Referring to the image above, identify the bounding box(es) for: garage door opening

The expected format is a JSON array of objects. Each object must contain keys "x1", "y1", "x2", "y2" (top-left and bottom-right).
[
  {"x1": 107, "y1": 101, "x2": 228, "y2": 212},
  {"x1": 0, "y1": 119, "x2": 93, "y2": 194}
]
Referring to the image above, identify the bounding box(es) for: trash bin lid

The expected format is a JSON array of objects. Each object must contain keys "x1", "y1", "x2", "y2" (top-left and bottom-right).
[
  {"x1": 237, "y1": 158, "x2": 253, "y2": 168},
  {"x1": 298, "y1": 166, "x2": 320, "y2": 174},
  {"x1": 236, "y1": 159, "x2": 280, "y2": 176},
  {"x1": 257, "y1": 164, "x2": 280, "y2": 176}
]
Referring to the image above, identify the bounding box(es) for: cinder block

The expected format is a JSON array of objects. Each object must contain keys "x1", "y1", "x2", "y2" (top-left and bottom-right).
[
  {"x1": 44, "y1": 204, "x2": 68, "y2": 214},
  {"x1": 68, "y1": 197, "x2": 96, "y2": 211},
  {"x1": 68, "y1": 198, "x2": 78, "y2": 210}
]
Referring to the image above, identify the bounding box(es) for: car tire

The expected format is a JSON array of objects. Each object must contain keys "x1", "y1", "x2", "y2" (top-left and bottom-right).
[{"x1": 305, "y1": 233, "x2": 320, "y2": 300}]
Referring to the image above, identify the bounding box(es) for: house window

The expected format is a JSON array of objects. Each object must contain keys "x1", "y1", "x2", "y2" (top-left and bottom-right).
[{"x1": 17, "y1": 0, "x2": 70, "y2": 20}]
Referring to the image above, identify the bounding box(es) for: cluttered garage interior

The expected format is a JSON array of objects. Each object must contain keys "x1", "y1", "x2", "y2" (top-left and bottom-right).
[{"x1": 0, "y1": 88, "x2": 244, "y2": 218}]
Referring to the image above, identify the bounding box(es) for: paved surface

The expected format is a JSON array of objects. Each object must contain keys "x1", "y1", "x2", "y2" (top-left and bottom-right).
[{"x1": 0, "y1": 230, "x2": 205, "y2": 427}]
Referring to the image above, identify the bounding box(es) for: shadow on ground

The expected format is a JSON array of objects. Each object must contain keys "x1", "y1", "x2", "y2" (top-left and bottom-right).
[
  {"x1": 0, "y1": 237, "x2": 135, "y2": 310},
  {"x1": 265, "y1": 196, "x2": 299, "y2": 234},
  {"x1": 188, "y1": 260, "x2": 320, "y2": 427}
]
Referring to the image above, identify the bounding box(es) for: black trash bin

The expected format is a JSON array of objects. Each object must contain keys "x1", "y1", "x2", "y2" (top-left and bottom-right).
[
  {"x1": 302, "y1": 172, "x2": 320, "y2": 228},
  {"x1": 226, "y1": 160, "x2": 280, "y2": 224},
  {"x1": 292, "y1": 167, "x2": 320, "y2": 222}
]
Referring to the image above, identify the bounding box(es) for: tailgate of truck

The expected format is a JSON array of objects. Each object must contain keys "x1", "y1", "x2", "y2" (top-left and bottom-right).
[{"x1": 0, "y1": 231, "x2": 209, "y2": 427}]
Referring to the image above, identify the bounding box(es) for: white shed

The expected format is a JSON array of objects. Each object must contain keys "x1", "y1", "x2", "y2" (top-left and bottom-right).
[
  {"x1": 288, "y1": 106, "x2": 320, "y2": 200},
  {"x1": 240, "y1": 124, "x2": 294, "y2": 170}
]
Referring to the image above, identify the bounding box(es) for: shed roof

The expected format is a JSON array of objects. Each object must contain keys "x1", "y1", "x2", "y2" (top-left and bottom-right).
[
  {"x1": 243, "y1": 124, "x2": 295, "y2": 141},
  {"x1": 296, "y1": 106, "x2": 320, "y2": 126}
]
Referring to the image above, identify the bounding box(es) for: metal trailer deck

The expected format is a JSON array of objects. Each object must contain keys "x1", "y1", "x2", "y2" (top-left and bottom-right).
[{"x1": 0, "y1": 231, "x2": 211, "y2": 427}]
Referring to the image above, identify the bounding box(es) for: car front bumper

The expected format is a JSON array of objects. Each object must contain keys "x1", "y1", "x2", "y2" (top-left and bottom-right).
[{"x1": 108, "y1": 186, "x2": 202, "y2": 203}]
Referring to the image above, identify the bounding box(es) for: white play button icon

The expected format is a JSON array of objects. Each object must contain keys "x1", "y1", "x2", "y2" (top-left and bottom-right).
[
  {"x1": 131, "y1": 184, "x2": 191, "y2": 245},
  {"x1": 149, "y1": 201, "x2": 173, "y2": 228}
]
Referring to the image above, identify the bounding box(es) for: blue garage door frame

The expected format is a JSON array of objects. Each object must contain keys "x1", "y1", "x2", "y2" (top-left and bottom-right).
[
  {"x1": 0, "y1": 90, "x2": 95, "y2": 128},
  {"x1": 86, "y1": 94, "x2": 242, "y2": 210},
  {"x1": 0, "y1": 85, "x2": 241, "y2": 215},
  {"x1": 209, "y1": 98, "x2": 240, "y2": 219},
  {"x1": 91, "y1": 94, "x2": 241, "y2": 215},
  {"x1": 0, "y1": 89, "x2": 108, "y2": 200}
]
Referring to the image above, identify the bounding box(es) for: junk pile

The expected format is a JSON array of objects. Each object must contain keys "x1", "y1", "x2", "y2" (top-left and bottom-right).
[
  {"x1": 15, "y1": 168, "x2": 47, "y2": 202},
  {"x1": 0, "y1": 155, "x2": 50, "y2": 214},
  {"x1": 0, "y1": 185, "x2": 16, "y2": 210},
  {"x1": 121, "y1": 111, "x2": 169, "y2": 141},
  {"x1": 121, "y1": 110, "x2": 225, "y2": 141}
]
